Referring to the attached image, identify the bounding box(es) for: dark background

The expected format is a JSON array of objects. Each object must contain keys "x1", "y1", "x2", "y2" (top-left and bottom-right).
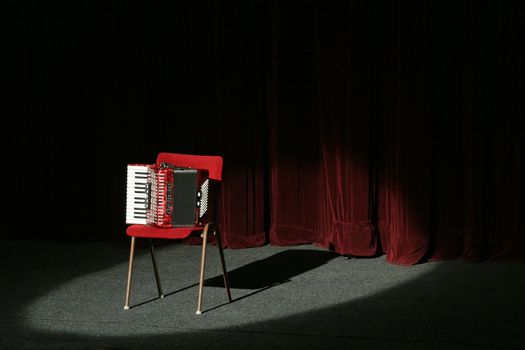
[{"x1": 3, "y1": 0, "x2": 524, "y2": 265}]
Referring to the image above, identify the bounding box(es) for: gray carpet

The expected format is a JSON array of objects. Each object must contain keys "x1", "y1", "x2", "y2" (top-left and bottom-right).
[{"x1": 0, "y1": 239, "x2": 524, "y2": 350}]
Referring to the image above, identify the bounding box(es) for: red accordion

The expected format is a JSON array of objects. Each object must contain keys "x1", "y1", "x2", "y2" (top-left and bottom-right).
[{"x1": 126, "y1": 163, "x2": 210, "y2": 227}]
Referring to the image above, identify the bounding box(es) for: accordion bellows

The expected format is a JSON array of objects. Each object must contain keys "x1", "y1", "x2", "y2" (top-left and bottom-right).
[{"x1": 126, "y1": 163, "x2": 210, "y2": 227}]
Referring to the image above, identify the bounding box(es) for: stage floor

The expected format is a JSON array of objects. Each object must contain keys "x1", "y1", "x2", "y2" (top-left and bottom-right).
[{"x1": 0, "y1": 239, "x2": 523, "y2": 350}]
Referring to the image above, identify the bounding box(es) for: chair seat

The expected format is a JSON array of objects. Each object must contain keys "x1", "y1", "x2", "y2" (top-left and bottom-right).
[{"x1": 126, "y1": 224, "x2": 204, "y2": 239}]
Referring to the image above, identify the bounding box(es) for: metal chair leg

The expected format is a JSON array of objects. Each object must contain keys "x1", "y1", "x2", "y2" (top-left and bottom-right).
[
  {"x1": 196, "y1": 224, "x2": 209, "y2": 315},
  {"x1": 149, "y1": 239, "x2": 164, "y2": 299},
  {"x1": 124, "y1": 236, "x2": 136, "y2": 310},
  {"x1": 214, "y1": 226, "x2": 232, "y2": 302}
]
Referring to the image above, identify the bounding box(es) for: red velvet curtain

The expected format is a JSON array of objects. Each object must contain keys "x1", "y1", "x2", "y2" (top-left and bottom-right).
[
  {"x1": 266, "y1": 0, "x2": 524, "y2": 265},
  {"x1": 4, "y1": 1, "x2": 524, "y2": 265}
]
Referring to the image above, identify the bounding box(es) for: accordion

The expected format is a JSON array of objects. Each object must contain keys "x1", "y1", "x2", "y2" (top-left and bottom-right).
[{"x1": 126, "y1": 163, "x2": 210, "y2": 227}]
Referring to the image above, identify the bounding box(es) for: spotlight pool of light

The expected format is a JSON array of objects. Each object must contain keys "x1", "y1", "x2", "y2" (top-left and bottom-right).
[{"x1": 23, "y1": 243, "x2": 439, "y2": 337}]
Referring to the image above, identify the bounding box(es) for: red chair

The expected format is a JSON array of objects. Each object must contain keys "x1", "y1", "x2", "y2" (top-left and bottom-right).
[{"x1": 124, "y1": 152, "x2": 232, "y2": 314}]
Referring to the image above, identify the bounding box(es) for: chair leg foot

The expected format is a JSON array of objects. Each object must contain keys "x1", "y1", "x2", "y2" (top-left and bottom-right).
[
  {"x1": 124, "y1": 305, "x2": 130, "y2": 310},
  {"x1": 196, "y1": 310, "x2": 202, "y2": 315}
]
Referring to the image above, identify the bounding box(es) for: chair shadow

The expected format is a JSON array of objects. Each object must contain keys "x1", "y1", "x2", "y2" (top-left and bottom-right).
[
  {"x1": 201, "y1": 282, "x2": 285, "y2": 314},
  {"x1": 128, "y1": 296, "x2": 164, "y2": 309},
  {"x1": 201, "y1": 249, "x2": 339, "y2": 313},
  {"x1": 129, "y1": 283, "x2": 199, "y2": 309},
  {"x1": 130, "y1": 249, "x2": 339, "y2": 310},
  {"x1": 204, "y1": 249, "x2": 340, "y2": 289}
]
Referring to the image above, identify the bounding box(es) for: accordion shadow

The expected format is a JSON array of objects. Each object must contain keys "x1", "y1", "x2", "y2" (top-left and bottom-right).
[{"x1": 204, "y1": 249, "x2": 339, "y2": 290}]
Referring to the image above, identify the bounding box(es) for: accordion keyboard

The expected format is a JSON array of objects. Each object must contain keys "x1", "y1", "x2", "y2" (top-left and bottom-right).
[{"x1": 126, "y1": 165, "x2": 150, "y2": 224}]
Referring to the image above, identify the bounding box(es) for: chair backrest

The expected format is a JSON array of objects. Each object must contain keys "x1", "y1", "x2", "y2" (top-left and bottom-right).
[{"x1": 156, "y1": 152, "x2": 223, "y2": 182}]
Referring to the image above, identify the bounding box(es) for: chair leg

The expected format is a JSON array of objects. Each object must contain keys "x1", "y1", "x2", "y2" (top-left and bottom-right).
[
  {"x1": 214, "y1": 226, "x2": 232, "y2": 303},
  {"x1": 149, "y1": 239, "x2": 164, "y2": 299},
  {"x1": 196, "y1": 225, "x2": 209, "y2": 315},
  {"x1": 124, "y1": 236, "x2": 136, "y2": 310}
]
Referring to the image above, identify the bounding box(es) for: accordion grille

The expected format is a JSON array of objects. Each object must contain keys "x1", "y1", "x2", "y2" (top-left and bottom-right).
[{"x1": 199, "y1": 179, "x2": 209, "y2": 218}]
